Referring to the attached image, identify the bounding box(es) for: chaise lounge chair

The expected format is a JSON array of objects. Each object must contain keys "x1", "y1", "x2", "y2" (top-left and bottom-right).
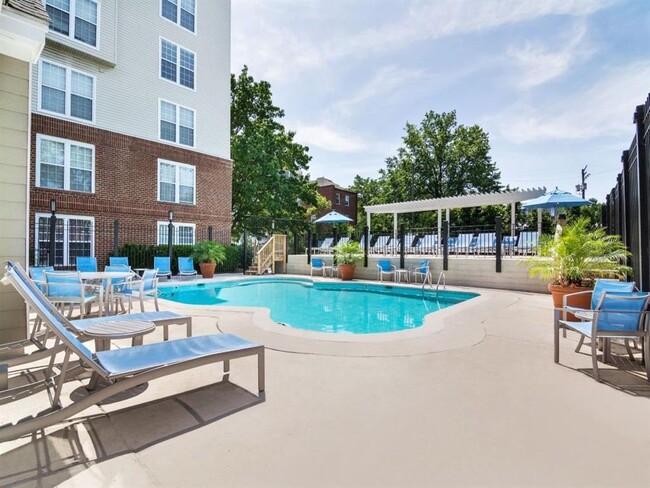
[
  {"x1": 178, "y1": 256, "x2": 198, "y2": 279},
  {"x1": 154, "y1": 256, "x2": 172, "y2": 280},
  {"x1": 0, "y1": 261, "x2": 264, "y2": 443}
]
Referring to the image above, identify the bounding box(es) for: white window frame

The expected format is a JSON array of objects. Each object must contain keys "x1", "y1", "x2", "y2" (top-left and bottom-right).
[
  {"x1": 45, "y1": 0, "x2": 101, "y2": 50},
  {"x1": 35, "y1": 213, "x2": 95, "y2": 267},
  {"x1": 344, "y1": 194, "x2": 350, "y2": 207},
  {"x1": 159, "y1": 37, "x2": 196, "y2": 91},
  {"x1": 157, "y1": 221, "x2": 196, "y2": 245},
  {"x1": 157, "y1": 159, "x2": 196, "y2": 205},
  {"x1": 35, "y1": 134, "x2": 95, "y2": 193},
  {"x1": 160, "y1": 0, "x2": 197, "y2": 34},
  {"x1": 38, "y1": 59, "x2": 97, "y2": 124},
  {"x1": 158, "y1": 98, "x2": 196, "y2": 148}
]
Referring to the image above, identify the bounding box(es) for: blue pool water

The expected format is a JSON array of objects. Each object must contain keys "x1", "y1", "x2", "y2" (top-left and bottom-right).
[{"x1": 158, "y1": 278, "x2": 478, "y2": 334}]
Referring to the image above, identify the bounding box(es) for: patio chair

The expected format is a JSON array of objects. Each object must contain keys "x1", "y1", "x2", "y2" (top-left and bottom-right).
[
  {"x1": 178, "y1": 256, "x2": 198, "y2": 279},
  {"x1": 502, "y1": 236, "x2": 517, "y2": 256},
  {"x1": 335, "y1": 237, "x2": 349, "y2": 249},
  {"x1": 109, "y1": 256, "x2": 129, "y2": 267},
  {"x1": 0, "y1": 261, "x2": 264, "y2": 443},
  {"x1": 371, "y1": 235, "x2": 390, "y2": 254},
  {"x1": 446, "y1": 236, "x2": 459, "y2": 254},
  {"x1": 409, "y1": 260, "x2": 430, "y2": 283},
  {"x1": 29, "y1": 266, "x2": 54, "y2": 292},
  {"x1": 471, "y1": 233, "x2": 496, "y2": 254},
  {"x1": 111, "y1": 268, "x2": 160, "y2": 313},
  {"x1": 314, "y1": 237, "x2": 333, "y2": 254},
  {"x1": 419, "y1": 234, "x2": 437, "y2": 254},
  {"x1": 45, "y1": 271, "x2": 103, "y2": 319},
  {"x1": 103, "y1": 264, "x2": 135, "y2": 313},
  {"x1": 154, "y1": 256, "x2": 172, "y2": 280},
  {"x1": 516, "y1": 231, "x2": 539, "y2": 255},
  {"x1": 555, "y1": 291, "x2": 650, "y2": 382},
  {"x1": 376, "y1": 259, "x2": 396, "y2": 282},
  {"x1": 75, "y1": 256, "x2": 97, "y2": 272},
  {"x1": 455, "y1": 233, "x2": 475, "y2": 254},
  {"x1": 311, "y1": 258, "x2": 326, "y2": 276}
]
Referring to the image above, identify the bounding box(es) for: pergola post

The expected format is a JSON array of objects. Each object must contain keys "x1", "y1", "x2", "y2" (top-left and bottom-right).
[
  {"x1": 393, "y1": 213, "x2": 398, "y2": 244},
  {"x1": 511, "y1": 203, "x2": 516, "y2": 236},
  {"x1": 537, "y1": 208, "x2": 542, "y2": 235},
  {"x1": 437, "y1": 210, "x2": 442, "y2": 244},
  {"x1": 366, "y1": 212, "x2": 371, "y2": 234}
]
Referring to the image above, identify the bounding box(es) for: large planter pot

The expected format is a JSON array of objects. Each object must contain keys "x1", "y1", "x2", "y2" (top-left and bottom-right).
[
  {"x1": 199, "y1": 262, "x2": 217, "y2": 279},
  {"x1": 548, "y1": 283, "x2": 592, "y2": 320},
  {"x1": 338, "y1": 263, "x2": 356, "y2": 281}
]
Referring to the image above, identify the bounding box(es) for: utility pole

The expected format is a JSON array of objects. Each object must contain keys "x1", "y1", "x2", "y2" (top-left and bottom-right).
[{"x1": 576, "y1": 165, "x2": 590, "y2": 199}]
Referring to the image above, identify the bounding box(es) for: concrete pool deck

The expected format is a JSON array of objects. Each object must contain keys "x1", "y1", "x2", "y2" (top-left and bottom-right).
[{"x1": 1, "y1": 278, "x2": 650, "y2": 487}]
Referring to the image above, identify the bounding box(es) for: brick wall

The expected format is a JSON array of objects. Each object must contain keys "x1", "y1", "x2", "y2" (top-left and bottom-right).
[
  {"x1": 30, "y1": 114, "x2": 232, "y2": 264},
  {"x1": 317, "y1": 184, "x2": 358, "y2": 224}
]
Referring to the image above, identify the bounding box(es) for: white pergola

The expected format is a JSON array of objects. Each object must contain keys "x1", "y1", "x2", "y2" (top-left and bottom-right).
[{"x1": 364, "y1": 188, "x2": 546, "y2": 240}]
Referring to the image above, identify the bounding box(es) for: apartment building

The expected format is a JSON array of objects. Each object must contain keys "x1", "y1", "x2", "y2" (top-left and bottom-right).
[
  {"x1": 29, "y1": 0, "x2": 232, "y2": 267},
  {"x1": 315, "y1": 177, "x2": 358, "y2": 225}
]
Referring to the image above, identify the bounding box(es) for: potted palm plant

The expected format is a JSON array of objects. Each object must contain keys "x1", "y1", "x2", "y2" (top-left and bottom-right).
[
  {"x1": 335, "y1": 241, "x2": 363, "y2": 280},
  {"x1": 191, "y1": 241, "x2": 227, "y2": 279},
  {"x1": 526, "y1": 217, "x2": 632, "y2": 309}
]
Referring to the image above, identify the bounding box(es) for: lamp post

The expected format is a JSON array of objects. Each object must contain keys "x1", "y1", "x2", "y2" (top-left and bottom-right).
[
  {"x1": 167, "y1": 210, "x2": 174, "y2": 260},
  {"x1": 49, "y1": 199, "x2": 57, "y2": 267}
]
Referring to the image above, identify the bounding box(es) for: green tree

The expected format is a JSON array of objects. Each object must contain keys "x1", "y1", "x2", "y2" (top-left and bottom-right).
[
  {"x1": 349, "y1": 175, "x2": 392, "y2": 232},
  {"x1": 231, "y1": 66, "x2": 317, "y2": 236}
]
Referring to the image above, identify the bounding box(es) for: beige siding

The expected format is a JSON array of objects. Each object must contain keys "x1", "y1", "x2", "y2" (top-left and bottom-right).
[
  {"x1": 32, "y1": 0, "x2": 231, "y2": 159},
  {"x1": 0, "y1": 54, "x2": 29, "y2": 343}
]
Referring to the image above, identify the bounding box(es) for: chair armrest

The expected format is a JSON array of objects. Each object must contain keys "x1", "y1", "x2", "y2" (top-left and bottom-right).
[{"x1": 562, "y1": 289, "x2": 593, "y2": 308}]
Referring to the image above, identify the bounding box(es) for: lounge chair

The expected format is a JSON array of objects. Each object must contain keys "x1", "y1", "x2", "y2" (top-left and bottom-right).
[
  {"x1": 502, "y1": 236, "x2": 517, "y2": 256},
  {"x1": 75, "y1": 256, "x2": 97, "y2": 272},
  {"x1": 455, "y1": 233, "x2": 475, "y2": 254},
  {"x1": 109, "y1": 256, "x2": 129, "y2": 267},
  {"x1": 335, "y1": 237, "x2": 349, "y2": 249},
  {"x1": 471, "y1": 233, "x2": 496, "y2": 254},
  {"x1": 154, "y1": 256, "x2": 172, "y2": 280},
  {"x1": 376, "y1": 259, "x2": 396, "y2": 282},
  {"x1": 0, "y1": 261, "x2": 264, "y2": 443},
  {"x1": 315, "y1": 237, "x2": 334, "y2": 254},
  {"x1": 45, "y1": 271, "x2": 103, "y2": 319},
  {"x1": 516, "y1": 231, "x2": 539, "y2": 255},
  {"x1": 445, "y1": 236, "x2": 459, "y2": 254},
  {"x1": 419, "y1": 234, "x2": 437, "y2": 254},
  {"x1": 370, "y1": 235, "x2": 390, "y2": 254},
  {"x1": 409, "y1": 260, "x2": 430, "y2": 283},
  {"x1": 178, "y1": 256, "x2": 198, "y2": 279},
  {"x1": 311, "y1": 258, "x2": 326, "y2": 276},
  {"x1": 555, "y1": 291, "x2": 650, "y2": 382}
]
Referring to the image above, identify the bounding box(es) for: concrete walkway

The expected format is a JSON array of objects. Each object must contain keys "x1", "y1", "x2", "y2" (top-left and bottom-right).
[{"x1": 1, "y1": 282, "x2": 649, "y2": 487}]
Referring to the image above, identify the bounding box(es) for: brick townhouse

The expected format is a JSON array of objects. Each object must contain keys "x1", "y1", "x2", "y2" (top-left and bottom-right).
[
  {"x1": 315, "y1": 177, "x2": 358, "y2": 225},
  {"x1": 29, "y1": 0, "x2": 232, "y2": 267}
]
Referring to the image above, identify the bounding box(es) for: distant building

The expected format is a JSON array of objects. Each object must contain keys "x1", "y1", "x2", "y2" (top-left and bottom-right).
[
  {"x1": 315, "y1": 177, "x2": 357, "y2": 225},
  {"x1": 29, "y1": 1, "x2": 232, "y2": 267}
]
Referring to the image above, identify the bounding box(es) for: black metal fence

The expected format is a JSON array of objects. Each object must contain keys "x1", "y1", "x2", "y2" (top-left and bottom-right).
[{"x1": 604, "y1": 94, "x2": 650, "y2": 291}]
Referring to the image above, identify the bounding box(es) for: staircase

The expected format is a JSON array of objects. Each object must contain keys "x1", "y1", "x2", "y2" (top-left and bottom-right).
[{"x1": 245, "y1": 234, "x2": 287, "y2": 275}]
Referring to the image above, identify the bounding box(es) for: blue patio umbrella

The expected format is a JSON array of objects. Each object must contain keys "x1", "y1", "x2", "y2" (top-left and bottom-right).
[
  {"x1": 521, "y1": 188, "x2": 592, "y2": 212},
  {"x1": 313, "y1": 210, "x2": 353, "y2": 224}
]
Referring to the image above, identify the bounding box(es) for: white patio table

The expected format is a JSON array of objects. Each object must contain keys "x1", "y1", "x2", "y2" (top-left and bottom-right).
[{"x1": 80, "y1": 271, "x2": 134, "y2": 315}]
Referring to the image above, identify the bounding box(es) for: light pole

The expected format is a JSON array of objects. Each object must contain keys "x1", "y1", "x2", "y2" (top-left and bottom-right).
[
  {"x1": 167, "y1": 210, "x2": 174, "y2": 259},
  {"x1": 48, "y1": 199, "x2": 57, "y2": 267}
]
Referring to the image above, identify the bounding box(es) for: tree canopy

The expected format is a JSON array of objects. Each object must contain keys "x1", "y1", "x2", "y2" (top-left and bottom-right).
[{"x1": 231, "y1": 66, "x2": 317, "y2": 236}]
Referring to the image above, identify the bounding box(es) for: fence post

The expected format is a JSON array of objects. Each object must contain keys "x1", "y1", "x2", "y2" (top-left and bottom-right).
[
  {"x1": 208, "y1": 226, "x2": 213, "y2": 241},
  {"x1": 242, "y1": 229, "x2": 248, "y2": 274},
  {"x1": 495, "y1": 217, "x2": 502, "y2": 273},
  {"x1": 399, "y1": 224, "x2": 405, "y2": 269},
  {"x1": 307, "y1": 229, "x2": 312, "y2": 265},
  {"x1": 363, "y1": 225, "x2": 369, "y2": 267},
  {"x1": 442, "y1": 220, "x2": 449, "y2": 271},
  {"x1": 113, "y1": 219, "x2": 119, "y2": 257},
  {"x1": 293, "y1": 232, "x2": 299, "y2": 254},
  {"x1": 167, "y1": 223, "x2": 174, "y2": 260},
  {"x1": 48, "y1": 200, "x2": 57, "y2": 267}
]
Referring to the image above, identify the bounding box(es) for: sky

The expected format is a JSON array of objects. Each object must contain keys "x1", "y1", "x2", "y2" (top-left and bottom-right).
[{"x1": 231, "y1": 0, "x2": 650, "y2": 203}]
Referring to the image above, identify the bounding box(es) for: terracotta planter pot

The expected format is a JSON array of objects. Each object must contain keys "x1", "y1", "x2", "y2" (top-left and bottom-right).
[
  {"x1": 338, "y1": 263, "x2": 356, "y2": 281},
  {"x1": 199, "y1": 262, "x2": 217, "y2": 279},
  {"x1": 548, "y1": 283, "x2": 592, "y2": 320}
]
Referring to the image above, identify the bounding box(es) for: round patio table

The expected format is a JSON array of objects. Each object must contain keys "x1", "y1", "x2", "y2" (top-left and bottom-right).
[
  {"x1": 83, "y1": 319, "x2": 156, "y2": 351},
  {"x1": 80, "y1": 271, "x2": 134, "y2": 315}
]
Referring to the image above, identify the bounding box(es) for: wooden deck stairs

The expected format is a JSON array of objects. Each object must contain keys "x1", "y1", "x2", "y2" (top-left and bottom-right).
[{"x1": 245, "y1": 234, "x2": 287, "y2": 275}]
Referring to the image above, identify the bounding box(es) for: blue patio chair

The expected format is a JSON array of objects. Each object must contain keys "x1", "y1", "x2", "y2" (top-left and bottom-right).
[
  {"x1": 103, "y1": 265, "x2": 134, "y2": 313},
  {"x1": 154, "y1": 256, "x2": 172, "y2": 280},
  {"x1": 178, "y1": 257, "x2": 197, "y2": 279},
  {"x1": 409, "y1": 260, "x2": 430, "y2": 283},
  {"x1": 76, "y1": 256, "x2": 97, "y2": 272},
  {"x1": 29, "y1": 266, "x2": 54, "y2": 292},
  {"x1": 446, "y1": 236, "x2": 459, "y2": 254},
  {"x1": 45, "y1": 271, "x2": 102, "y2": 319},
  {"x1": 120, "y1": 268, "x2": 160, "y2": 312},
  {"x1": 109, "y1": 256, "x2": 129, "y2": 267},
  {"x1": 376, "y1": 259, "x2": 396, "y2": 282},
  {"x1": 516, "y1": 231, "x2": 539, "y2": 255},
  {"x1": 502, "y1": 236, "x2": 517, "y2": 256},
  {"x1": 471, "y1": 233, "x2": 496, "y2": 254},
  {"x1": 311, "y1": 258, "x2": 325, "y2": 276},
  {"x1": 556, "y1": 292, "x2": 650, "y2": 382}
]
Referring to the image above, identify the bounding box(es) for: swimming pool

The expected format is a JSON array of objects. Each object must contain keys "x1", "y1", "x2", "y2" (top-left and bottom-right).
[{"x1": 158, "y1": 278, "x2": 478, "y2": 334}]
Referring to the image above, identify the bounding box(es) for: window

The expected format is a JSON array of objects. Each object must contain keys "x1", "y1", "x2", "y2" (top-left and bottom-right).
[
  {"x1": 36, "y1": 135, "x2": 95, "y2": 193},
  {"x1": 160, "y1": 38, "x2": 195, "y2": 89},
  {"x1": 157, "y1": 221, "x2": 196, "y2": 245},
  {"x1": 161, "y1": 0, "x2": 195, "y2": 33},
  {"x1": 344, "y1": 194, "x2": 350, "y2": 207},
  {"x1": 158, "y1": 160, "x2": 196, "y2": 204},
  {"x1": 39, "y1": 60, "x2": 95, "y2": 122},
  {"x1": 159, "y1": 100, "x2": 195, "y2": 147},
  {"x1": 45, "y1": 0, "x2": 99, "y2": 47},
  {"x1": 35, "y1": 213, "x2": 94, "y2": 266},
  {"x1": 335, "y1": 193, "x2": 341, "y2": 205}
]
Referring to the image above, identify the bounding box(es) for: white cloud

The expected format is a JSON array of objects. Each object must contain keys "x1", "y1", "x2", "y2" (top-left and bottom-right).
[
  {"x1": 491, "y1": 62, "x2": 650, "y2": 143},
  {"x1": 293, "y1": 124, "x2": 369, "y2": 152}
]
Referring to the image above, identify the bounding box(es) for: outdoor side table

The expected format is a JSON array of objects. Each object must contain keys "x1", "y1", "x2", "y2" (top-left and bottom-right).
[
  {"x1": 395, "y1": 269, "x2": 409, "y2": 283},
  {"x1": 83, "y1": 319, "x2": 156, "y2": 351}
]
